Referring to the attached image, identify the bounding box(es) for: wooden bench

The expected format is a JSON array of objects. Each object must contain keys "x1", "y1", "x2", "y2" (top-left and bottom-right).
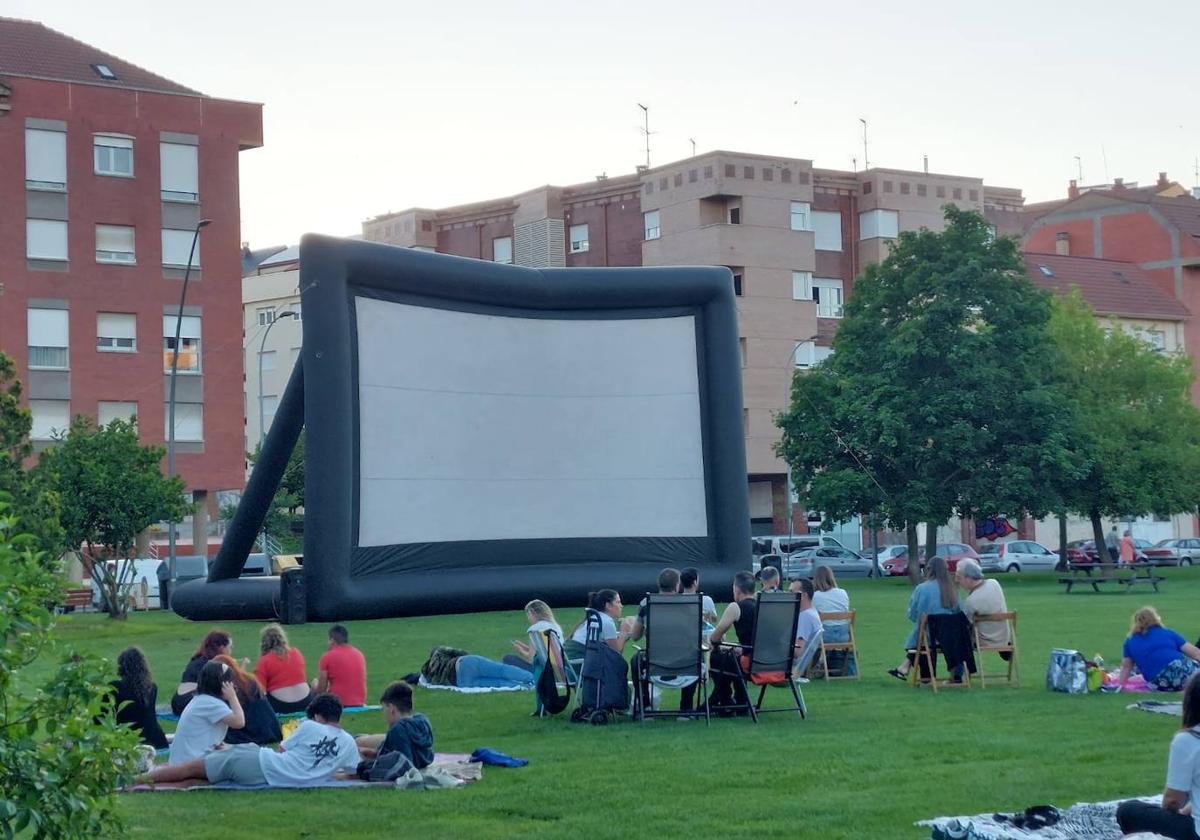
[
  {"x1": 61, "y1": 587, "x2": 94, "y2": 612},
  {"x1": 1058, "y1": 562, "x2": 1165, "y2": 593}
]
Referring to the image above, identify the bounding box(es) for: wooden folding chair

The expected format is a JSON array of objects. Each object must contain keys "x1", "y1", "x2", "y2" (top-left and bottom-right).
[
  {"x1": 972, "y1": 611, "x2": 1019, "y2": 688},
  {"x1": 909, "y1": 614, "x2": 972, "y2": 693},
  {"x1": 817, "y1": 610, "x2": 859, "y2": 681}
]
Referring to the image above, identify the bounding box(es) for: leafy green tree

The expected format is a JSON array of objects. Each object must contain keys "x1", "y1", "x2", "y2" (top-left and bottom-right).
[
  {"x1": 777, "y1": 207, "x2": 1085, "y2": 582},
  {"x1": 0, "y1": 352, "x2": 63, "y2": 561},
  {"x1": 38, "y1": 417, "x2": 189, "y2": 618},
  {"x1": 0, "y1": 501, "x2": 140, "y2": 838},
  {"x1": 222, "y1": 431, "x2": 305, "y2": 554},
  {"x1": 1048, "y1": 290, "x2": 1200, "y2": 565}
]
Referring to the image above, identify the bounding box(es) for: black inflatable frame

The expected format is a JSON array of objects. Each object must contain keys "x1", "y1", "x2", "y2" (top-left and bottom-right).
[{"x1": 172, "y1": 234, "x2": 750, "y2": 621}]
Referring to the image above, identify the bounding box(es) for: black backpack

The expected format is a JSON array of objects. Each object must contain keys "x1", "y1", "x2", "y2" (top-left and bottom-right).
[
  {"x1": 356, "y1": 750, "x2": 415, "y2": 782},
  {"x1": 534, "y1": 628, "x2": 572, "y2": 715}
]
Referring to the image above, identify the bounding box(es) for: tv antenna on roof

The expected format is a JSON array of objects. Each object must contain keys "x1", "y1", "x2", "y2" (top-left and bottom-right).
[
  {"x1": 637, "y1": 103, "x2": 654, "y2": 169},
  {"x1": 1074, "y1": 155, "x2": 1083, "y2": 183}
]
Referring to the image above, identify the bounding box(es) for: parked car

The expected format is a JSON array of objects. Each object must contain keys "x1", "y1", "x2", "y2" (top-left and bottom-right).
[
  {"x1": 1142, "y1": 538, "x2": 1200, "y2": 567},
  {"x1": 881, "y1": 543, "x2": 979, "y2": 576},
  {"x1": 782, "y1": 546, "x2": 875, "y2": 579},
  {"x1": 978, "y1": 540, "x2": 1059, "y2": 573},
  {"x1": 752, "y1": 535, "x2": 849, "y2": 558},
  {"x1": 873, "y1": 545, "x2": 907, "y2": 569},
  {"x1": 1065, "y1": 538, "x2": 1151, "y2": 567}
]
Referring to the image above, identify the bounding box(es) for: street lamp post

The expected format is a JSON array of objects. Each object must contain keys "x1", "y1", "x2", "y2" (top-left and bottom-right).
[
  {"x1": 257, "y1": 310, "x2": 297, "y2": 554},
  {"x1": 167, "y1": 219, "x2": 212, "y2": 587},
  {"x1": 783, "y1": 336, "x2": 819, "y2": 543}
]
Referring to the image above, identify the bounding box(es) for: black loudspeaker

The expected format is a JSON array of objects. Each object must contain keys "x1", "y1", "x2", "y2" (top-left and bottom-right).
[{"x1": 280, "y1": 567, "x2": 307, "y2": 625}]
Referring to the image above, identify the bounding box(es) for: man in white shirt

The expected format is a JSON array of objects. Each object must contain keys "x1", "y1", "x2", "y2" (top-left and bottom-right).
[
  {"x1": 955, "y1": 559, "x2": 1010, "y2": 653},
  {"x1": 789, "y1": 577, "x2": 822, "y2": 657},
  {"x1": 138, "y1": 693, "x2": 360, "y2": 787},
  {"x1": 680, "y1": 568, "x2": 718, "y2": 628}
]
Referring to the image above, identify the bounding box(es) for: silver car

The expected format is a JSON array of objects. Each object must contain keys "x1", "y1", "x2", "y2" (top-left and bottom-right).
[
  {"x1": 783, "y1": 546, "x2": 874, "y2": 579},
  {"x1": 977, "y1": 540, "x2": 1059, "y2": 573},
  {"x1": 1143, "y1": 538, "x2": 1200, "y2": 567}
]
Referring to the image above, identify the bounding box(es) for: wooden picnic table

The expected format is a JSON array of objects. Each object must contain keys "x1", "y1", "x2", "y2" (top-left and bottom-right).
[{"x1": 1057, "y1": 561, "x2": 1165, "y2": 593}]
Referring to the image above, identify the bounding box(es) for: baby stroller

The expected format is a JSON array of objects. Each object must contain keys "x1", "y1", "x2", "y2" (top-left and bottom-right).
[{"x1": 570, "y1": 609, "x2": 629, "y2": 725}]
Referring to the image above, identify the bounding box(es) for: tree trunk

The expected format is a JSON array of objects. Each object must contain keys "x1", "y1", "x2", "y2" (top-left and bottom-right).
[
  {"x1": 924, "y1": 522, "x2": 938, "y2": 575},
  {"x1": 1058, "y1": 512, "x2": 1069, "y2": 571},
  {"x1": 1090, "y1": 509, "x2": 1111, "y2": 571},
  {"x1": 905, "y1": 521, "x2": 920, "y2": 585},
  {"x1": 868, "y1": 514, "x2": 881, "y2": 578}
]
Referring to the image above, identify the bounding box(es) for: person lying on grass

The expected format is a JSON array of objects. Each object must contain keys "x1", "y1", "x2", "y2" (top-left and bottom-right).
[
  {"x1": 355, "y1": 681, "x2": 434, "y2": 769},
  {"x1": 139, "y1": 693, "x2": 360, "y2": 787}
]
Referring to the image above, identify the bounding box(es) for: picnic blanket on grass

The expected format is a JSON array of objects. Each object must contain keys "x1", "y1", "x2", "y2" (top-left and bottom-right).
[
  {"x1": 919, "y1": 796, "x2": 1160, "y2": 839},
  {"x1": 1129, "y1": 700, "x2": 1183, "y2": 717},
  {"x1": 123, "y1": 754, "x2": 480, "y2": 792},
  {"x1": 156, "y1": 704, "x2": 381, "y2": 722},
  {"x1": 417, "y1": 675, "x2": 531, "y2": 693}
]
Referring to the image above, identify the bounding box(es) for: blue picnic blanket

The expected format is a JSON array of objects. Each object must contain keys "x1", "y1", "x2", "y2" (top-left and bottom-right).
[{"x1": 156, "y1": 704, "x2": 381, "y2": 722}]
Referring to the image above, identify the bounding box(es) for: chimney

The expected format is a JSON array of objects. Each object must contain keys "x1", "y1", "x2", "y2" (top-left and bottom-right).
[
  {"x1": 1055, "y1": 232, "x2": 1070, "y2": 256},
  {"x1": 1068, "y1": 179, "x2": 1080, "y2": 200},
  {"x1": 1158, "y1": 171, "x2": 1170, "y2": 188},
  {"x1": 1113, "y1": 177, "x2": 1124, "y2": 190}
]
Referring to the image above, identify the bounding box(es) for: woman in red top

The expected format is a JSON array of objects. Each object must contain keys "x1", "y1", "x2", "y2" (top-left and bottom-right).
[{"x1": 254, "y1": 624, "x2": 312, "y2": 713}]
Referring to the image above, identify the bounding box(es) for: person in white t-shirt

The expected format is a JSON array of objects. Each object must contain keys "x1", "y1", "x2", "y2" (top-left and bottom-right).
[
  {"x1": 788, "y1": 578, "x2": 822, "y2": 659},
  {"x1": 139, "y1": 693, "x2": 360, "y2": 788},
  {"x1": 168, "y1": 660, "x2": 245, "y2": 765},
  {"x1": 1116, "y1": 673, "x2": 1200, "y2": 839},
  {"x1": 680, "y1": 568, "x2": 718, "y2": 631},
  {"x1": 564, "y1": 590, "x2": 634, "y2": 660},
  {"x1": 504, "y1": 599, "x2": 565, "y2": 673},
  {"x1": 812, "y1": 566, "x2": 855, "y2": 676}
]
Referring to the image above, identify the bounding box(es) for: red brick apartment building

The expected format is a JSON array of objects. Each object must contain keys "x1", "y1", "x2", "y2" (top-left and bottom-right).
[
  {"x1": 363, "y1": 153, "x2": 1023, "y2": 538},
  {"x1": 0, "y1": 18, "x2": 262, "y2": 543}
]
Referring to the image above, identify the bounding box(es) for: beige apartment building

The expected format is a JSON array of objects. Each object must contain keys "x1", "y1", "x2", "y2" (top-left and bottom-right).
[
  {"x1": 242, "y1": 247, "x2": 302, "y2": 458},
  {"x1": 363, "y1": 151, "x2": 1023, "y2": 542}
]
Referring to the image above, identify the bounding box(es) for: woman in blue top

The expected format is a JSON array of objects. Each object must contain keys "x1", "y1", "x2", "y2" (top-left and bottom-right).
[
  {"x1": 1119, "y1": 607, "x2": 1200, "y2": 692},
  {"x1": 888, "y1": 556, "x2": 960, "y2": 680}
]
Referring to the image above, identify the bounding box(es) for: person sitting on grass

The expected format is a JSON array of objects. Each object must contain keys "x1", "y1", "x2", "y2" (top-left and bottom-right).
[
  {"x1": 168, "y1": 660, "x2": 244, "y2": 765},
  {"x1": 210, "y1": 654, "x2": 282, "y2": 746},
  {"x1": 355, "y1": 681, "x2": 434, "y2": 769},
  {"x1": 1118, "y1": 607, "x2": 1200, "y2": 692},
  {"x1": 956, "y1": 558, "x2": 1011, "y2": 659},
  {"x1": 888, "y1": 556, "x2": 960, "y2": 681},
  {"x1": 255, "y1": 623, "x2": 312, "y2": 713},
  {"x1": 140, "y1": 693, "x2": 360, "y2": 788},
  {"x1": 1116, "y1": 672, "x2": 1200, "y2": 839},
  {"x1": 313, "y1": 625, "x2": 367, "y2": 708},
  {"x1": 104, "y1": 646, "x2": 168, "y2": 750},
  {"x1": 170, "y1": 629, "x2": 232, "y2": 716}
]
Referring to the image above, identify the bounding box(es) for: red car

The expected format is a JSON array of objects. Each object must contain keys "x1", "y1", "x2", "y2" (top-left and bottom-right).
[{"x1": 881, "y1": 543, "x2": 980, "y2": 576}]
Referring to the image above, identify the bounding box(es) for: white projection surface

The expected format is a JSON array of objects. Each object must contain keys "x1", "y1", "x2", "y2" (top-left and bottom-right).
[{"x1": 356, "y1": 298, "x2": 708, "y2": 545}]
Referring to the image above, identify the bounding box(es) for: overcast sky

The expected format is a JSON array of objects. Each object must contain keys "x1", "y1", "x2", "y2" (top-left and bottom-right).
[{"x1": 10, "y1": 0, "x2": 1199, "y2": 247}]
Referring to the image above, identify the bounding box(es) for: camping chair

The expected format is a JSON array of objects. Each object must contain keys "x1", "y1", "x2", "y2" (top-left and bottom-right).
[
  {"x1": 709, "y1": 592, "x2": 802, "y2": 722},
  {"x1": 632, "y1": 594, "x2": 709, "y2": 725},
  {"x1": 910, "y1": 613, "x2": 975, "y2": 693},
  {"x1": 816, "y1": 610, "x2": 859, "y2": 681},
  {"x1": 531, "y1": 626, "x2": 576, "y2": 716},
  {"x1": 972, "y1": 611, "x2": 1019, "y2": 689}
]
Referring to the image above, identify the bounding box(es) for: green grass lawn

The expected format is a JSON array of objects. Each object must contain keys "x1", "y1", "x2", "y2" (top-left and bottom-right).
[{"x1": 39, "y1": 569, "x2": 1200, "y2": 839}]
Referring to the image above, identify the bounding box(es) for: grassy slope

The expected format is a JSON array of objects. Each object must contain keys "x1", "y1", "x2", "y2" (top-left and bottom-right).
[{"x1": 37, "y1": 569, "x2": 1199, "y2": 839}]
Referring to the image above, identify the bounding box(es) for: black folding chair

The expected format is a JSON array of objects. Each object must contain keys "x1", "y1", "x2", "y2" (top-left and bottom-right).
[
  {"x1": 710, "y1": 592, "x2": 801, "y2": 723},
  {"x1": 632, "y1": 594, "x2": 709, "y2": 725}
]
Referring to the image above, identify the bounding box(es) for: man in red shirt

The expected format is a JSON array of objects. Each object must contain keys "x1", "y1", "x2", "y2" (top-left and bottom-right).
[{"x1": 313, "y1": 625, "x2": 367, "y2": 707}]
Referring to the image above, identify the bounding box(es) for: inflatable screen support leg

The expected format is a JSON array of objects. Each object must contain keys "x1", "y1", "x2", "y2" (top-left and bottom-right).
[{"x1": 171, "y1": 360, "x2": 304, "y2": 621}]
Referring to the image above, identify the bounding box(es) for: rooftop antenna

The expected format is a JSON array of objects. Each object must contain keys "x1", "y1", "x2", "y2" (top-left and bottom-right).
[
  {"x1": 859, "y1": 118, "x2": 870, "y2": 171},
  {"x1": 923, "y1": 154, "x2": 929, "y2": 174},
  {"x1": 852, "y1": 156, "x2": 858, "y2": 172},
  {"x1": 1101, "y1": 144, "x2": 1110, "y2": 184},
  {"x1": 689, "y1": 137, "x2": 696, "y2": 157},
  {"x1": 1193, "y1": 155, "x2": 1198, "y2": 186},
  {"x1": 1074, "y1": 155, "x2": 1083, "y2": 183},
  {"x1": 637, "y1": 103, "x2": 653, "y2": 169}
]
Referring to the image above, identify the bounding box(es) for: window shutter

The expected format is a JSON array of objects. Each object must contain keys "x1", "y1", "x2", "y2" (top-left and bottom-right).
[
  {"x1": 28, "y1": 309, "x2": 69, "y2": 346},
  {"x1": 792, "y1": 271, "x2": 813, "y2": 301},
  {"x1": 98, "y1": 313, "x2": 136, "y2": 340},
  {"x1": 160, "y1": 143, "x2": 198, "y2": 198},
  {"x1": 26, "y1": 129, "x2": 67, "y2": 187},
  {"x1": 96, "y1": 225, "x2": 134, "y2": 253},
  {"x1": 27, "y1": 220, "x2": 68, "y2": 260}
]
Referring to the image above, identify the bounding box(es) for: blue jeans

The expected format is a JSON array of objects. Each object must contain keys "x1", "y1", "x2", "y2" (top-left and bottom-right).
[{"x1": 456, "y1": 655, "x2": 535, "y2": 689}]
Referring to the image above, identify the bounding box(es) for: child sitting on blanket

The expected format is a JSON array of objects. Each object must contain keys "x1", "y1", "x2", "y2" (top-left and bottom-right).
[
  {"x1": 137, "y1": 693, "x2": 359, "y2": 787},
  {"x1": 355, "y1": 682, "x2": 434, "y2": 769}
]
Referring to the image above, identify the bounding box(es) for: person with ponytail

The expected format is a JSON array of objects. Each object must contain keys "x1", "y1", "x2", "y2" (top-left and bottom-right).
[
  {"x1": 171, "y1": 630, "x2": 233, "y2": 715},
  {"x1": 211, "y1": 654, "x2": 282, "y2": 745},
  {"x1": 564, "y1": 589, "x2": 635, "y2": 660},
  {"x1": 255, "y1": 623, "x2": 312, "y2": 713}
]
